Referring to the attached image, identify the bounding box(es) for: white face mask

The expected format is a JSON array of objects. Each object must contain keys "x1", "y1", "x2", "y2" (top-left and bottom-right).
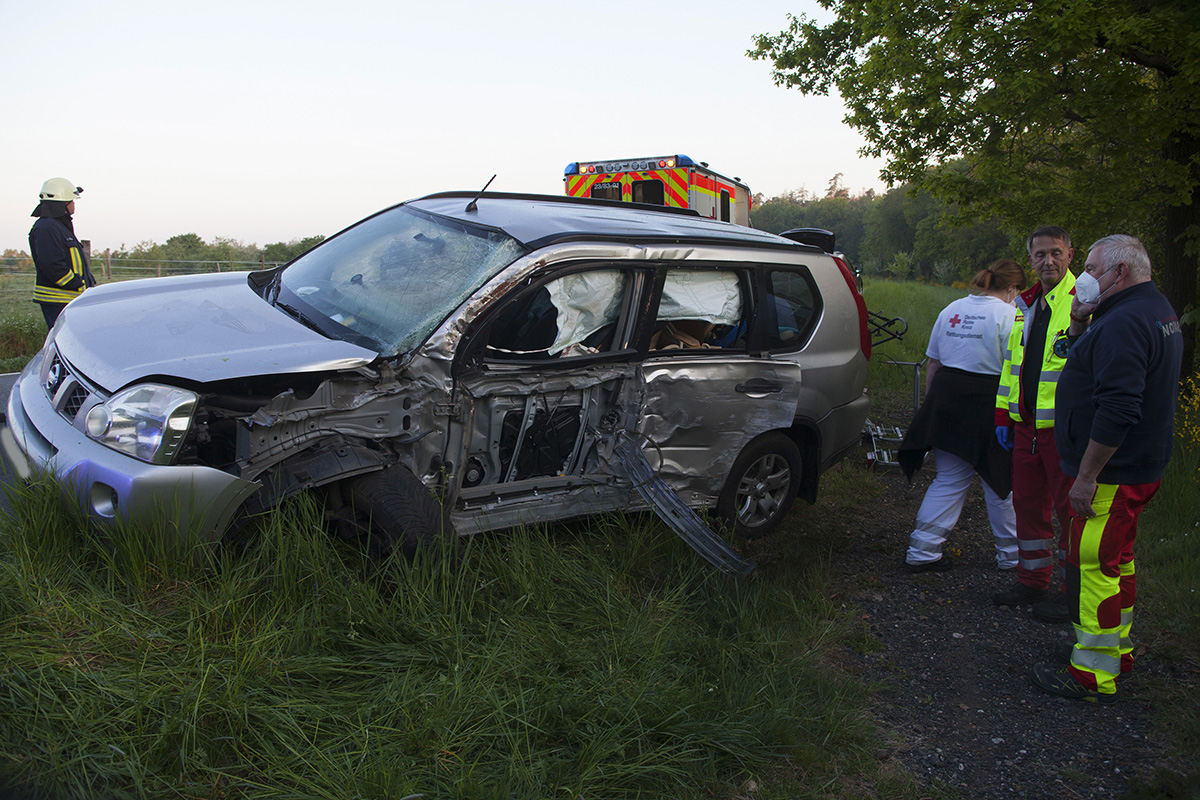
[{"x1": 1075, "y1": 266, "x2": 1115, "y2": 305}]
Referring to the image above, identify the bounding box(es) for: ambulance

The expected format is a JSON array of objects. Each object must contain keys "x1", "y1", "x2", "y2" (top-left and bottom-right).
[{"x1": 564, "y1": 155, "x2": 752, "y2": 226}]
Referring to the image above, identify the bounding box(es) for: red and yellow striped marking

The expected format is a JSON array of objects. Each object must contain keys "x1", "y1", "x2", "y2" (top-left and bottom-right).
[{"x1": 566, "y1": 169, "x2": 689, "y2": 208}]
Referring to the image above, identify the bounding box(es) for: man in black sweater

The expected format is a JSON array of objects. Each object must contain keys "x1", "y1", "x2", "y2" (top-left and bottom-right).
[{"x1": 1029, "y1": 234, "x2": 1184, "y2": 703}]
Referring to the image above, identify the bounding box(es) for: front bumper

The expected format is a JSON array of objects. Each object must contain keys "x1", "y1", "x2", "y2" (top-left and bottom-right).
[{"x1": 4, "y1": 352, "x2": 259, "y2": 542}]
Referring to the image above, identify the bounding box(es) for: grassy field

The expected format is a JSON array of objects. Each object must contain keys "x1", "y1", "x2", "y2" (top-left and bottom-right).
[
  {"x1": 0, "y1": 273, "x2": 46, "y2": 374},
  {"x1": 0, "y1": 277, "x2": 1196, "y2": 798}
]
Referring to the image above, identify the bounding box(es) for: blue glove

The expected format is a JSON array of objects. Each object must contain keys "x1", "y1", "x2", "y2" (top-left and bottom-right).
[{"x1": 995, "y1": 425, "x2": 1013, "y2": 451}]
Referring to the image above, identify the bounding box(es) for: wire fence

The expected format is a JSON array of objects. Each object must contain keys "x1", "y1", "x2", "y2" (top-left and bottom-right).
[{"x1": 0, "y1": 255, "x2": 286, "y2": 306}]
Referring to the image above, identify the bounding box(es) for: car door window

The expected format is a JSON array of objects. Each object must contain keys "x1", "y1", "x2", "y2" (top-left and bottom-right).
[
  {"x1": 650, "y1": 269, "x2": 747, "y2": 350},
  {"x1": 765, "y1": 268, "x2": 822, "y2": 350},
  {"x1": 483, "y1": 269, "x2": 631, "y2": 360}
]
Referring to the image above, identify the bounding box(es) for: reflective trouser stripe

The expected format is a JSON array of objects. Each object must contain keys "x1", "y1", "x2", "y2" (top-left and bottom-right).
[
  {"x1": 906, "y1": 450, "x2": 1017, "y2": 568},
  {"x1": 1065, "y1": 480, "x2": 1160, "y2": 695},
  {"x1": 1017, "y1": 537, "x2": 1055, "y2": 569},
  {"x1": 1011, "y1": 421, "x2": 1072, "y2": 589}
]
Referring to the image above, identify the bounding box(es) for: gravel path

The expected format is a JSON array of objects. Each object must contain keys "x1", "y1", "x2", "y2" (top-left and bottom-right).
[{"x1": 831, "y1": 463, "x2": 1181, "y2": 799}]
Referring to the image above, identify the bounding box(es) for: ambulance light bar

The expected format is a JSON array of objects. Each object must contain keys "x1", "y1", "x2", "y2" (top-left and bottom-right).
[{"x1": 564, "y1": 154, "x2": 697, "y2": 176}]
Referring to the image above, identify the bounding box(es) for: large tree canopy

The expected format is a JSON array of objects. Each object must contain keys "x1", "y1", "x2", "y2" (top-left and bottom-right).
[{"x1": 751, "y1": 0, "x2": 1200, "y2": 367}]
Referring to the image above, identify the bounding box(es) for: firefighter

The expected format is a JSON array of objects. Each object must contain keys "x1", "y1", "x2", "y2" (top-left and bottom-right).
[
  {"x1": 1029, "y1": 234, "x2": 1182, "y2": 702},
  {"x1": 29, "y1": 177, "x2": 95, "y2": 329},
  {"x1": 991, "y1": 225, "x2": 1077, "y2": 620}
]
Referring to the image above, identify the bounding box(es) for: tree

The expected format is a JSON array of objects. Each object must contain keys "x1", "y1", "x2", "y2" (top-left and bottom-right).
[
  {"x1": 750, "y1": 191, "x2": 872, "y2": 263},
  {"x1": 263, "y1": 235, "x2": 326, "y2": 265},
  {"x1": 751, "y1": 0, "x2": 1200, "y2": 369},
  {"x1": 826, "y1": 172, "x2": 849, "y2": 199}
]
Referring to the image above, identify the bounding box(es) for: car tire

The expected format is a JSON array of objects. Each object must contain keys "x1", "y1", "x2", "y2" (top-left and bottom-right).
[
  {"x1": 717, "y1": 432, "x2": 802, "y2": 539},
  {"x1": 348, "y1": 468, "x2": 457, "y2": 560}
]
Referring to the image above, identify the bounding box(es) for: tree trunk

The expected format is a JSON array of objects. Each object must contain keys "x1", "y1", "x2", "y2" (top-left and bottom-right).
[{"x1": 1161, "y1": 129, "x2": 1199, "y2": 377}]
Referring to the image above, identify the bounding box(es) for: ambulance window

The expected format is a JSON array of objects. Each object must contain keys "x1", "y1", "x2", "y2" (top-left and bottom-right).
[
  {"x1": 590, "y1": 181, "x2": 621, "y2": 202},
  {"x1": 720, "y1": 190, "x2": 731, "y2": 222},
  {"x1": 632, "y1": 179, "x2": 665, "y2": 206}
]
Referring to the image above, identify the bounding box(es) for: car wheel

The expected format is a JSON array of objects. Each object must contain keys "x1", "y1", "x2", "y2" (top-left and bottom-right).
[
  {"x1": 348, "y1": 468, "x2": 457, "y2": 560},
  {"x1": 717, "y1": 432, "x2": 802, "y2": 539}
]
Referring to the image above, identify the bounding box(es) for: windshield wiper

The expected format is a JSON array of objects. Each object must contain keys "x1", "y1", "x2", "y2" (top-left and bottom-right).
[
  {"x1": 276, "y1": 301, "x2": 383, "y2": 352},
  {"x1": 275, "y1": 301, "x2": 327, "y2": 335},
  {"x1": 266, "y1": 272, "x2": 283, "y2": 304}
]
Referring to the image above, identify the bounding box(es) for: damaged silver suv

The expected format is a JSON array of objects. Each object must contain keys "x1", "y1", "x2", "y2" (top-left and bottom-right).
[{"x1": 4, "y1": 192, "x2": 870, "y2": 564}]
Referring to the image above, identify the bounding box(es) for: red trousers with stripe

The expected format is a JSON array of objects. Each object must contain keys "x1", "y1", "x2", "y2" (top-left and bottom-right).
[
  {"x1": 1064, "y1": 480, "x2": 1160, "y2": 695},
  {"x1": 1012, "y1": 421, "x2": 1073, "y2": 589}
]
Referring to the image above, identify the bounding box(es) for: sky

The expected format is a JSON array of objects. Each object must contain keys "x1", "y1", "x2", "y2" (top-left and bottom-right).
[{"x1": 0, "y1": 0, "x2": 887, "y2": 255}]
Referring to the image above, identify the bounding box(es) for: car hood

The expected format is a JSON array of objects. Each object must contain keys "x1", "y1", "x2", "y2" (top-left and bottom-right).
[{"x1": 54, "y1": 272, "x2": 378, "y2": 391}]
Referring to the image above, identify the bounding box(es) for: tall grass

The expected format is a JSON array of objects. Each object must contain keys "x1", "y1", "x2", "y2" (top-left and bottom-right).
[
  {"x1": 0, "y1": 479, "x2": 880, "y2": 799},
  {"x1": 0, "y1": 305, "x2": 43, "y2": 374},
  {"x1": 1137, "y1": 374, "x2": 1200, "y2": 766},
  {"x1": 860, "y1": 279, "x2": 961, "y2": 401}
]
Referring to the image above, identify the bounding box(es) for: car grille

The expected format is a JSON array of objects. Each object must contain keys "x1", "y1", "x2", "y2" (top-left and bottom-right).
[{"x1": 43, "y1": 350, "x2": 100, "y2": 424}]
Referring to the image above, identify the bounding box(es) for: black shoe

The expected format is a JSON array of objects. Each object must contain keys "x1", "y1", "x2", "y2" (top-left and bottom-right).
[
  {"x1": 906, "y1": 556, "x2": 952, "y2": 574},
  {"x1": 992, "y1": 582, "x2": 1048, "y2": 606},
  {"x1": 1033, "y1": 594, "x2": 1071, "y2": 623},
  {"x1": 1029, "y1": 664, "x2": 1118, "y2": 704}
]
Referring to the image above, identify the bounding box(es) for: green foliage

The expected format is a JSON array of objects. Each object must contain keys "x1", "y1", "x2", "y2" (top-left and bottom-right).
[
  {"x1": 750, "y1": 0, "x2": 1200, "y2": 366},
  {"x1": 753, "y1": 183, "x2": 1011, "y2": 285},
  {"x1": 0, "y1": 484, "x2": 881, "y2": 799},
  {"x1": 123, "y1": 233, "x2": 263, "y2": 269},
  {"x1": 263, "y1": 235, "x2": 326, "y2": 265},
  {"x1": 752, "y1": 192, "x2": 870, "y2": 263}
]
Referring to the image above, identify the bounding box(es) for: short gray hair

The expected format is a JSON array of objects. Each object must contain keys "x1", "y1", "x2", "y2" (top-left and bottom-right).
[
  {"x1": 1089, "y1": 235, "x2": 1151, "y2": 280},
  {"x1": 1026, "y1": 225, "x2": 1072, "y2": 253}
]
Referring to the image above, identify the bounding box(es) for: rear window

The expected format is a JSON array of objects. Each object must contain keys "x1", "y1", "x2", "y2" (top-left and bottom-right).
[
  {"x1": 589, "y1": 181, "x2": 622, "y2": 201},
  {"x1": 765, "y1": 268, "x2": 822, "y2": 350},
  {"x1": 632, "y1": 179, "x2": 665, "y2": 205}
]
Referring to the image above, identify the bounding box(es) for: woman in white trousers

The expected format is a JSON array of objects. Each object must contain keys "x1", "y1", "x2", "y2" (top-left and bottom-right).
[{"x1": 898, "y1": 259, "x2": 1026, "y2": 572}]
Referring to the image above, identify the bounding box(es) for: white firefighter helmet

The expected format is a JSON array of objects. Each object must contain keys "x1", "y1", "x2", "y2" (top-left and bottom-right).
[{"x1": 39, "y1": 178, "x2": 83, "y2": 202}]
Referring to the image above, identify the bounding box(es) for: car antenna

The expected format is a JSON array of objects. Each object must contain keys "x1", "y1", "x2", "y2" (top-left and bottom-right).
[{"x1": 465, "y1": 175, "x2": 496, "y2": 213}]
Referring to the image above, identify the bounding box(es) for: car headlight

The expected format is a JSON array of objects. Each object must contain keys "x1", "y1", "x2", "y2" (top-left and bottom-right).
[{"x1": 84, "y1": 384, "x2": 197, "y2": 465}]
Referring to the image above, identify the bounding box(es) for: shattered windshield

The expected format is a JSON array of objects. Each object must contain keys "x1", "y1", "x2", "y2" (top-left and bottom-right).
[{"x1": 278, "y1": 205, "x2": 526, "y2": 355}]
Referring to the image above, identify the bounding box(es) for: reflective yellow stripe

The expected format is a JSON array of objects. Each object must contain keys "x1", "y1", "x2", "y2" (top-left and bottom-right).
[
  {"x1": 1072, "y1": 483, "x2": 1123, "y2": 693},
  {"x1": 35, "y1": 286, "x2": 82, "y2": 303}
]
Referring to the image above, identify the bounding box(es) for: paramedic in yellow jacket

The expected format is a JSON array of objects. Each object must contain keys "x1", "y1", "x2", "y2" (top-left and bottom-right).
[
  {"x1": 29, "y1": 177, "x2": 95, "y2": 329},
  {"x1": 992, "y1": 225, "x2": 1078, "y2": 619}
]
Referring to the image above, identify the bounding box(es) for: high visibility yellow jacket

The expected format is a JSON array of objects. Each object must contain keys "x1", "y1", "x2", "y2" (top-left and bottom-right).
[{"x1": 995, "y1": 271, "x2": 1077, "y2": 428}]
